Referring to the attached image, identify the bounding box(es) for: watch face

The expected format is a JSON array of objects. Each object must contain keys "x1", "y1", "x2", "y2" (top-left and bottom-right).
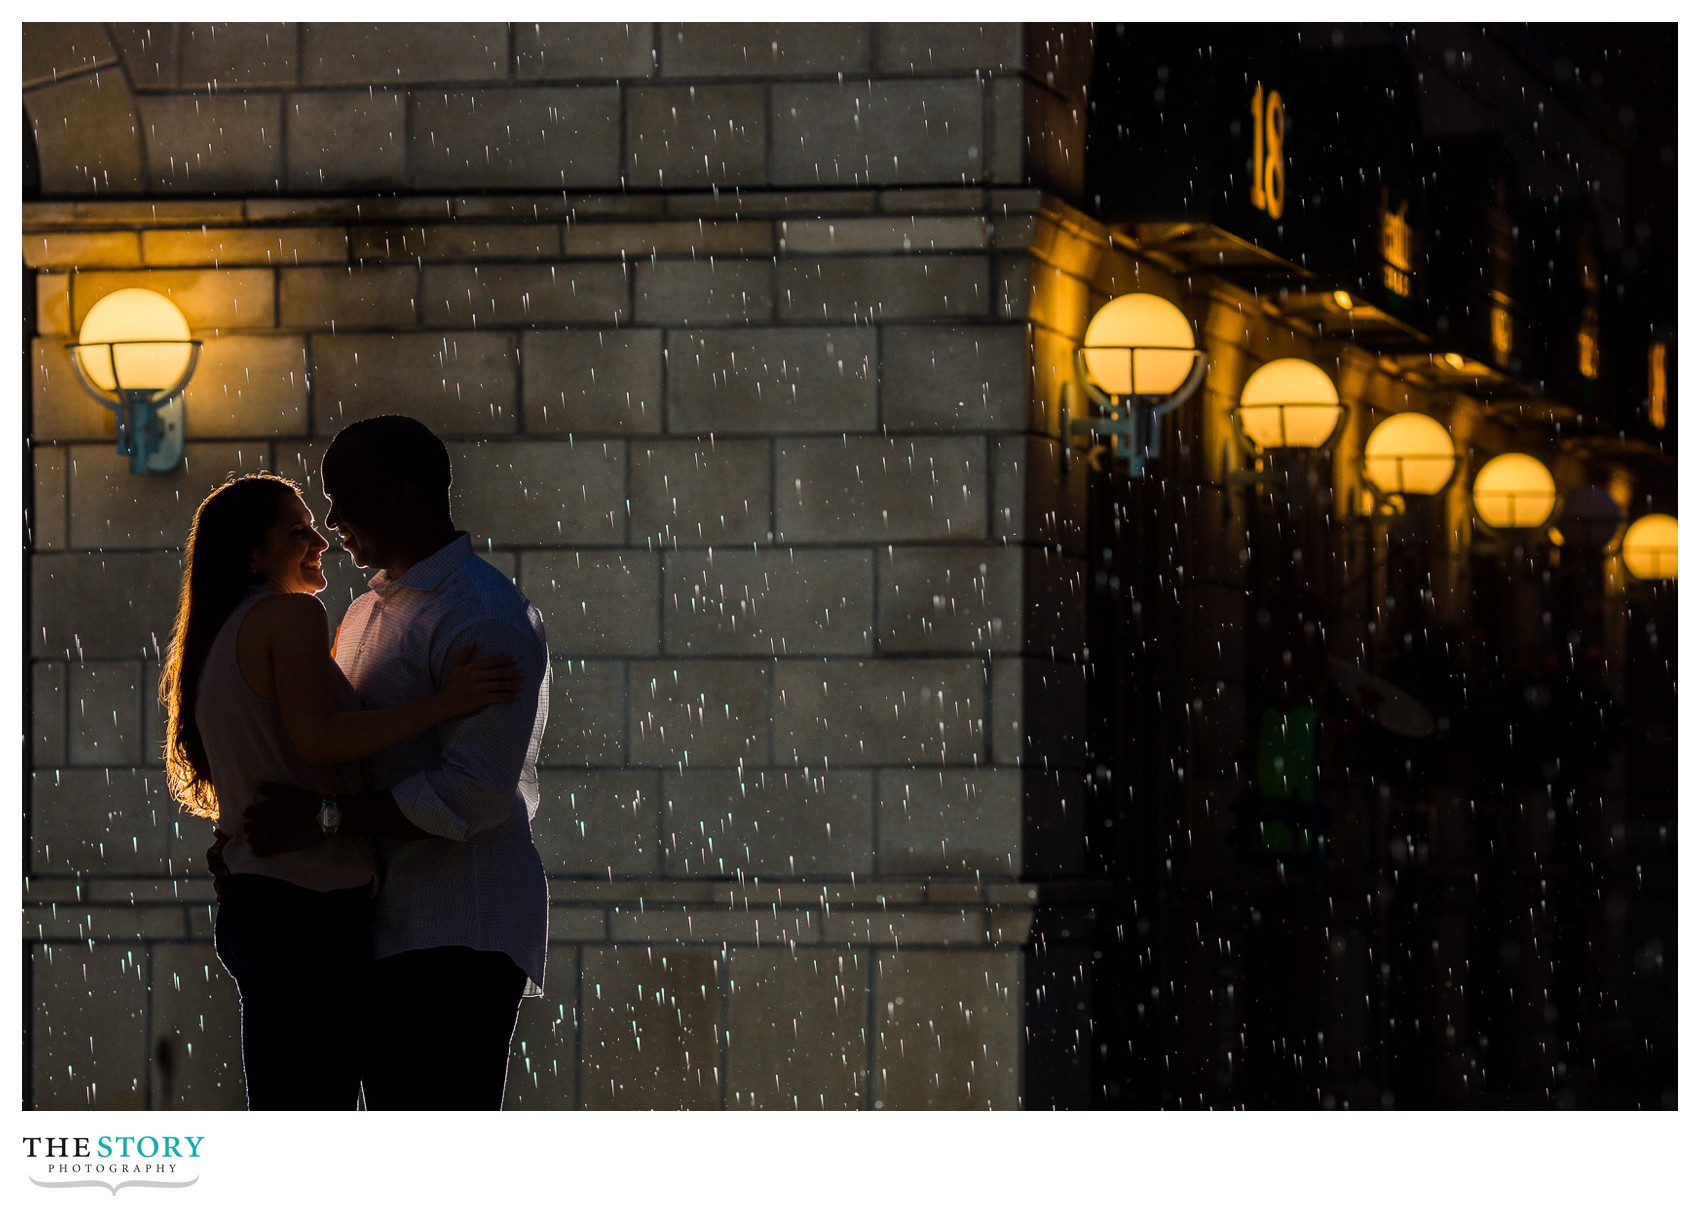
[{"x1": 318, "y1": 803, "x2": 342, "y2": 833}]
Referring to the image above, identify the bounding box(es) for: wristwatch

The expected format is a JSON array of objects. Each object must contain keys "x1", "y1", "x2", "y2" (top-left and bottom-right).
[{"x1": 317, "y1": 796, "x2": 342, "y2": 836}]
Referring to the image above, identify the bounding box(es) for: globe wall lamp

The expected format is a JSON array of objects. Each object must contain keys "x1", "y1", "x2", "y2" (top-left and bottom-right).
[
  {"x1": 1061, "y1": 292, "x2": 1207, "y2": 478},
  {"x1": 1232, "y1": 357, "x2": 1347, "y2": 454},
  {"x1": 1621, "y1": 513, "x2": 1678, "y2": 581},
  {"x1": 1346, "y1": 412, "x2": 1457, "y2": 570},
  {"x1": 1345, "y1": 412, "x2": 1460, "y2": 667},
  {"x1": 1360, "y1": 412, "x2": 1458, "y2": 511},
  {"x1": 66, "y1": 288, "x2": 199, "y2": 474},
  {"x1": 1222, "y1": 357, "x2": 1346, "y2": 501},
  {"x1": 1471, "y1": 452, "x2": 1558, "y2": 533}
]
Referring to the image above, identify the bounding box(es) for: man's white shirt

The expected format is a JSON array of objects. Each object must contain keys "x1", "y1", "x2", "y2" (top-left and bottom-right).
[{"x1": 334, "y1": 533, "x2": 551, "y2": 994}]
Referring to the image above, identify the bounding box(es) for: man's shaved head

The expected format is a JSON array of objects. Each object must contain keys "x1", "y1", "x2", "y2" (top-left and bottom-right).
[{"x1": 322, "y1": 415, "x2": 452, "y2": 497}]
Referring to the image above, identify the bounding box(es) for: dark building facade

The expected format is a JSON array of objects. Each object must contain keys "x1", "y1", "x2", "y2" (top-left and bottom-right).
[{"x1": 1068, "y1": 24, "x2": 1677, "y2": 1109}]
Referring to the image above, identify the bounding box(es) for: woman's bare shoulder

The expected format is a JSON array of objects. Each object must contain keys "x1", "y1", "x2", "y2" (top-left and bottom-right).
[
  {"x1": 236, "y1": 594, "x2": 330, "y2": 698},
  {"x1": 242, "y1": 592, "x2": 330, "y2": 640}
]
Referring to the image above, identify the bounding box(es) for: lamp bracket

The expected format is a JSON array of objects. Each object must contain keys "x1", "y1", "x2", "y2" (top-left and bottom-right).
[
  {"x1": 1062, "y1": 350, "x2": 1207, "y2": 479},
  {"x1": 1220, "y1": 443, "x2": 1274, "y2": 514},
  {"x1": 65, "y1": 340, "x2": 199, "y2": 474},
  {"x1": 1355, "y1": 478, "x2": 1407, "y2": 523},
  {"x1": 1219, "y1": 442, "x2": 1343, "y2": 520},
  {"x1": 118, "y1": 391, "x2": 187, "y2": 475}
]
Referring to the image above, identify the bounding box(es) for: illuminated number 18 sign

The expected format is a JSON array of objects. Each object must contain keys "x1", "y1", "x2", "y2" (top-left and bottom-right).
[{"x1": 1250, "y1": 83, "x2": 1286, "y2": 220}]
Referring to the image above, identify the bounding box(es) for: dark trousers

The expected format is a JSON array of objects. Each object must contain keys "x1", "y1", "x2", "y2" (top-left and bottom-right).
[
  {"x1": 213, "y1": 873, "x2": 372, "y2": 1110},
  {"x1": 360, "y1": 946, "x2": 528, "y2": 1110}
]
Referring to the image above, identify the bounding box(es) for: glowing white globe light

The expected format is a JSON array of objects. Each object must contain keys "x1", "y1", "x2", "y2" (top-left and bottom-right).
[
  {"x1": 1621, "y1": 513, "x2": 1677, "y2": 580},
  {"x1": 1472, "y1": 453, "x2": 1557, "y2": 531},
  {"x1": 1237, "y1": 358, "x2": 1343, "y2": 449},
  {"x1": 1362, "y1": 412, "x2": 1457, "y2": 496},
  {"x1": 75, "y1": 288, "x2": 194, "y2": 394},
  {"x1": 1081, "y1": 293, "x2": 1196, "y2": 397}
]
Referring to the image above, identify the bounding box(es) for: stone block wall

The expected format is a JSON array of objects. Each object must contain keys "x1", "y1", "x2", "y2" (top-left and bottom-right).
[
  {"x1": 23, "y1": 21, "x2": 1095, "y2": 1110},
  {"x1": 24, "y1": 23, "x2": 1087, "y2": 198}
]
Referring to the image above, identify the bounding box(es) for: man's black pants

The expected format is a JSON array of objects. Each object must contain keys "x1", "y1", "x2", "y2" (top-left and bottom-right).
[{"x1": 360, "y1": 946, "x2": 527, "y2": 1110}]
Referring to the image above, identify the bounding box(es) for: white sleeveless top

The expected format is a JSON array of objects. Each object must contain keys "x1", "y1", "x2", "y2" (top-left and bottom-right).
[{"x1": 196, "y1": 588, "x2": 376, "y2": 891}]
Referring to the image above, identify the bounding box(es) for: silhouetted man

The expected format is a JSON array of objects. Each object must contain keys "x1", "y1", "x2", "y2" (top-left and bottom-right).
[{"x1": 246, "y1": 415, "x2": 550, "y2": 1109}]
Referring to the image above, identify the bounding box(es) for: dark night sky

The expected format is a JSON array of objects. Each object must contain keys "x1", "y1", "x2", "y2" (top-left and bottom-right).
[{"x1": 1507, "y1": 24, "x2": 1677, "y2": 263}]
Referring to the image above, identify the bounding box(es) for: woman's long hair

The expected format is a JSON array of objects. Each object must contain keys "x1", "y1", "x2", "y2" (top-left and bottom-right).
[{"x1": 159, "y1": 472, "x2": 303, "y2": 818}]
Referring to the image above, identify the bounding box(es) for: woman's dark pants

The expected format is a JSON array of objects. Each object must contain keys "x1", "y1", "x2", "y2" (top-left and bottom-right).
[{"x1": 213, "y1": 873, "x2": 372, "y2": 1110}]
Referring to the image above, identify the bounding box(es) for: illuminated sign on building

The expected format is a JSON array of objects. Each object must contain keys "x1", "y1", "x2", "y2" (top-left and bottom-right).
[
  {"x1": 1250, "y1": 84, "x2": 1285, "y2": 220},
  {"x1": 1490, "y1": 296, "x2": 1513, "y2": 368},
  {"x1": 1649, "y1": 339, "x2": 1669, "y2": 429},
  {"x1": 1381, "y1": 192, "x2": 1414, "y2": 298},
  {"x1": 1578, "y1": 309, "x2": 1600, "y2": 380},
  {"x1": 1576, "y1": 238, "x2": 1600, "y2": 380}
]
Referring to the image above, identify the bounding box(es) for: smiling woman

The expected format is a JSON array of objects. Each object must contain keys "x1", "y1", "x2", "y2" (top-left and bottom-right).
[{"x1": 248, "y1": 495, "x2": 330, "y2": 596}]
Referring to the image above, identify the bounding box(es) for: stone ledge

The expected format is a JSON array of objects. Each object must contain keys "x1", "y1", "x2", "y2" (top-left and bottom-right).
[
  {"x1": 348, "y1": 223, "x2": 563, "y2": 261},
  {"x1": 249, "y1": 197, "x2": 456, "y2": 223},
  {"x1": 24, "y1": 200, "x2": 249, "y2": 228},
  {"x1": 562, "y1": 219, "x2": 777, "y2": 258},
  {"x1": 18, "y1": 912, "x2": 1035, "y2": 950},
  {"x1": 26, "y1": 189, "x2": 1052, "y2": 233},
  {"x1": 20, "y1": 874, "x2": 1050, "y2": 912},
  {"x1": 140, "y1": 226, "x2": 351, "y2": 267},
  {"x1": 878, "y1": 187, "x2": 994, "y2": 214},
  {"x1": 18, "y1": 897, "x2": 1046, "y2": 951},
  {"x1": 664, "y1": 190, "x2": 884, "y2": 219},
  {"x1": 779, "y1": 215, "x2": 989, "y2": 255},
  {"x1": 456, "y1": 194, "x2": 668, "y2": 221}
]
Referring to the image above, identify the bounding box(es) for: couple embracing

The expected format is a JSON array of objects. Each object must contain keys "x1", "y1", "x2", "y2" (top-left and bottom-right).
[{"x1": 159, "y1": 416, "x2": 551, "y2": 1110}]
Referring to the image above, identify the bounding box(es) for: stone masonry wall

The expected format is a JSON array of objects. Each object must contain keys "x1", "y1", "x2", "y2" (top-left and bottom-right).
[{"x1": 22, "y1": 21, "x2": 1097, "y2": 1109}]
